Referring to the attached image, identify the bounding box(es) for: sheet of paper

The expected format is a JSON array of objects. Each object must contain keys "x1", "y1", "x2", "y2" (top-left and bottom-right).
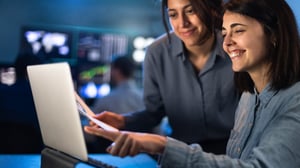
[
  {"x1": 75, "y1": 92, "x2": 119, "y2": 132},
  {"x1": 74, "y1": 92, "x2": 96, "y2": 116}
]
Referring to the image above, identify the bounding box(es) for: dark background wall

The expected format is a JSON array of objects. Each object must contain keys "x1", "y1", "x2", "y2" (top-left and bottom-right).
[{"x1": 0, "y1": 0, "x2": 299, "y2": 64}]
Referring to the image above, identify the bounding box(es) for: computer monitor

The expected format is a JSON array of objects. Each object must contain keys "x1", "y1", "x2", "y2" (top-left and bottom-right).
[
  {"x1": 77, "y1": 62, "x2": 111, "y2": 99},
  {"x1": 19, "y1": 26, "x2": 74, "y2": 63},
  {"x1": 77, "y1": 31, "x2": 128, "y2": 63},
  {"x1": 76, "y1": 31, "x2": 129, "y2": 99},
  {"x1": 0, "y1": 65, "x2": 16, "y2": 85}
]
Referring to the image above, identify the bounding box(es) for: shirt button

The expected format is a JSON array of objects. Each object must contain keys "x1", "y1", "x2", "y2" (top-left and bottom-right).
[{"x1": 237, "y1": 147, "x2": 241, "y2": 153}]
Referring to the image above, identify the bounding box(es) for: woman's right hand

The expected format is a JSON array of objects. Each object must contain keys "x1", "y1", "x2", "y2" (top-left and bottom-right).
[
  {"x1": 91, "y1": 111, "x2": 125, "y2": 129},
  {"x1": 84, "y1": 126, "x2": 167, "y2": 157}
]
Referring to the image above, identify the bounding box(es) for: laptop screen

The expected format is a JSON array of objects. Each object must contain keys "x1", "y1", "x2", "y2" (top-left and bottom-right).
[{"x1": 27, "y1": 62, "x2": 89, "y2": 161}]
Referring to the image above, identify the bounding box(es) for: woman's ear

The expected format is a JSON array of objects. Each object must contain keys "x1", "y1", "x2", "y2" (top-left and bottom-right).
[{"x1": 270, "y1": 34, "x2": 277, "y2": 48}]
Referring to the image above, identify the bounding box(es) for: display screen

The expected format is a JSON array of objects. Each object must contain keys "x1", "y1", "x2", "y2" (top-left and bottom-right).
[
  {"x1": 0, "y1": 66, "x2": 15, "y2": 85},
  {"x1": 76, "y1": 31, "x2": 129, "y2": 99},
  {"x1": 77, "y1": 62, "x2": 111, "y2": 99},
  {"x1": 77, "y1": 31, "x2": 128, "y2": 63},
  {"x1": 19, "y1": 26, "x2": 130, "y2": 99},
  {"x1": 19, "y1": 26, "x2": 74, "y2": 63}
]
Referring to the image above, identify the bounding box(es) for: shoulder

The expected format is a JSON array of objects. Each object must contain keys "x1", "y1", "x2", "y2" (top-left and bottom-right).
[
  {"x1": 214, "y1": 31, "x2": 231, "y2": 61},
  {"x1": 146, "y1": 32, "x2": 181, "y2": 54},
  {"x1": 278, "y1": 82, "x2": 300, "y2": 100},
  {"x1": 145, "y1": 32, "x2": 183, "y2": 66}
]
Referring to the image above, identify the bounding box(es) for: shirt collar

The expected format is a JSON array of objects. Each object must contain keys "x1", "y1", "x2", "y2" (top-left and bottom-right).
[
  {"x1": 202, "y1": 32, "x2": 228, "y2": 73},
  {"x1": 255, "y1": 83, "x2": 278, "y2": 106},
  {"x1": 169, "y1": 31, "x2": 229, "y2": 76},
  {"x1": 169, "y1": 32, "x2": 185, "y2": 60}
]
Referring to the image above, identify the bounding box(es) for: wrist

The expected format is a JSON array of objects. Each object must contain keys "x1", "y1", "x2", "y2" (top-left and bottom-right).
[{"x1": 154, "y1": 134, "x2": 167, "y2": 154}]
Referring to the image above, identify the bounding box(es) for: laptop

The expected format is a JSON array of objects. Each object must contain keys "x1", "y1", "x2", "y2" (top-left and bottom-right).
[{"x1": 27, "y1": 62, "x2": 117, "y2": 168}]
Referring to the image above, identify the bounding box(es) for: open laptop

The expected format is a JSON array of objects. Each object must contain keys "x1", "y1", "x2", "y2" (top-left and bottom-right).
[{"x1": 27, "y1": 62, "x2": 117, "y2": 168}]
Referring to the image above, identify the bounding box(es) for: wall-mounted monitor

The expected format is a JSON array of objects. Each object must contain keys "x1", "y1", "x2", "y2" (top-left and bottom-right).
[
  {"x1": 19, "y1": 26, "x2": 74, "y2": 64},
  {"x1": 0, "y1": 65, "x2": 15, "y2": 86},
  {"x1": 76, "y1": 31, "x2": 129, "y2": 99},
  {"x1": 77, "y1": 31, "x2": 128, "y2": 63},
  {"x1": 77, "y1": 62, "x2": 111, "y2": 99},
  {"x1": 19, "y1": 26, "x2": 131, "y2": 100}
]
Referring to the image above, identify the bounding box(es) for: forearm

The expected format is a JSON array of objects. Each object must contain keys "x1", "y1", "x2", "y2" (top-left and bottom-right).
[
  {"x1": 160, "y1": 138, "x2": 251, "y2": 168},
  {"x1": 123, "y1": 110, "x2": 164, "y2": 131}
]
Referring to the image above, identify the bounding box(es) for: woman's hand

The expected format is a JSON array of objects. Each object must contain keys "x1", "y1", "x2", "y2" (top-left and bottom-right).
[
  {"x1": 84, "y1": 126, "x2": 167, "y2": 157},
  {"x1": 91, "y1": 111, "x2": 125, "y2": 129}
]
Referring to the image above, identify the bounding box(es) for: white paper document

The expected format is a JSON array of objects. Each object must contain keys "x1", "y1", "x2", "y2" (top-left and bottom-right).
[{"x1": 75, "y1": 93, "x2": 119, "y2": 132}]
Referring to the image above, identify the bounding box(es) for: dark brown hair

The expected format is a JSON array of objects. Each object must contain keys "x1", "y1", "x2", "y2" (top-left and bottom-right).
[
  {"x1": 161, "y1": 0, "x2": 223, "y2": 42},
  {"x1": 224, "y1": 0, "x2": 300, "y2": 93}
]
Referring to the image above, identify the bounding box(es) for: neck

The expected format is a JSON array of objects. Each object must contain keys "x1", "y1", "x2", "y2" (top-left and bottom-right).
[
  {"x1": 186, "y1": 35, "x2": 215, "y2": 72},
  {"x1": 248, "y1": 61, "x2": 271, "y2": 93},
  {"x1": 249, "y1": 72, "x2": 270, "y2": 94},
  {"x1": 186, "y1": 34, "x2": 215, "y2": 58}
]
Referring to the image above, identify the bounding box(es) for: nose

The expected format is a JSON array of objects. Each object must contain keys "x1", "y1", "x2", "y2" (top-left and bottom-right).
[
  {"x1": 179, "y1": 14, "x2": 190, "y2": 27},
  {"x1": 223, "y1": 34, "x2": 233, "y2": 46}
]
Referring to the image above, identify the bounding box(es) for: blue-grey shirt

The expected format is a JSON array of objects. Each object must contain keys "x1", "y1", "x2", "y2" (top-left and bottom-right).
[
  {"x1": 160, "y1": 82, "x2": 300, "y2": 167},
  {"x1": 124, "y1": 32, "x2": 240, "y2": 143}
]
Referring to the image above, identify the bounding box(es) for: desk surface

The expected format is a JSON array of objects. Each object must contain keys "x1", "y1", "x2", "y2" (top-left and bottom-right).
[{"x1": 0, "y1": 153, "x2": 157, "y2": 168}]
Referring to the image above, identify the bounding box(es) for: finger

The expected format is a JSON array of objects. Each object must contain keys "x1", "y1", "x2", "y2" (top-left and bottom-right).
[
  {"x1": 89, "y1": 120, "x2": 97, "y2": 126},
  {"x1": 84, "y1": 126, "x2": 119, "y2": 141},
  {"x1": 110, "y1": 134, "x2": 128, "y2": 156},
  {"x1": 129, "y1": 139, "x2": 139, "y2": 156},
  {"x1": 106, "y1": 142, "x2": 115, "y2": 153},
  {"x1": 119, "y1": 135, "x2": 132, "y2": 157},
  {"x1": 94, "y1": 111, "x2": 109, "y2": 120}
]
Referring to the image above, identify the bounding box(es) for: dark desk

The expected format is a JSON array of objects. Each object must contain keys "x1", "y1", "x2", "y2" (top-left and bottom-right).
[{"x1": 0, "y1": 153, "x2": 157, "y2": 168}]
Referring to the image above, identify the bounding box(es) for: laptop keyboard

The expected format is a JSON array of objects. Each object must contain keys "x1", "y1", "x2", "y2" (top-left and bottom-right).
[{"x1": 88, "y1": 157, "x2": 117, "y2": 168}]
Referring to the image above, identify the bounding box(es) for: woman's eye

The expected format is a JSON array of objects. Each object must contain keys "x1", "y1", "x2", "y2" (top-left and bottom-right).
[
  {"x1": 234, "y1": 29, "x2": 245, "y2": 34},
  {"x1": 168, "y1": 13, "x2": 177, "y2": 18},
  {"x1": 185, "y1": 8, "x2": 194, "y2": 14},
  {"x1": 222, "y1": 33, "x2": 226, "y2": 38},
  {"x1": 187, "y1": 9, "x2": 193, "y2": 14},
  {"x1": 221, "y1": 30, "x2": 227, "y2": 38}
]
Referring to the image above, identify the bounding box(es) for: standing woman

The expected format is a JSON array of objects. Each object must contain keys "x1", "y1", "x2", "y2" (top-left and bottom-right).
[
  {"x1": 93, "y1": 0, "x2": 240, "y2": 154},
  {"x1": 85, "y1": 0, "x2": 300, "y2": 167}
]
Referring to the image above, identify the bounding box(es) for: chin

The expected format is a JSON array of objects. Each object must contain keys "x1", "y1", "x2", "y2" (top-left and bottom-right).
[{"x1": 232, "y1": 66, "x2": 243, "y2": 72}]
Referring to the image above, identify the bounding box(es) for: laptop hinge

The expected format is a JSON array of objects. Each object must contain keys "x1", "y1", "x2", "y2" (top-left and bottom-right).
[{"x1": 41, "y1": 147, "x2": 80, "y2": 168}]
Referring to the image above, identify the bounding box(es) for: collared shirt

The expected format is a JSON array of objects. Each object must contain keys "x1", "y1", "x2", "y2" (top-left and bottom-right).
[
  {"x1": 92, "y1": 80, "x2": 144, "y2": 114},
  {"x1": 160, "y1": 82, "x2": 300, "y2": 167},
  {"x1": 125, "y1": 32, "x2": 240, "y2": 143}
]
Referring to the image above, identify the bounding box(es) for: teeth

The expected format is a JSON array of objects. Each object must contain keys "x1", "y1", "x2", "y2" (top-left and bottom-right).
[{"x1": 230, "y1": 51, "x2": 241, "y2": 58}]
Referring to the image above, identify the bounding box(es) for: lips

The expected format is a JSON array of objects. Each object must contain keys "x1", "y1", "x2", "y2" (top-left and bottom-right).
[
  {"x1": 180, "y1": 29, "x2": 195, "y2": 37},
  {"x1": 229, "y1": 50, "x2": 245, "y2": 59}
]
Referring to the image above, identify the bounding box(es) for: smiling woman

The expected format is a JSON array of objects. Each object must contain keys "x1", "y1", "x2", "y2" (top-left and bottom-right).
[
  {"x1": 222, "y1": 11, "x2": 270, "y2": 92},
  {"x1": 85, "y1": 0, "x2": 241, "y2": 156},
  {"x1": 84, "y1": 0, "x2": 300, "y2": 167}
]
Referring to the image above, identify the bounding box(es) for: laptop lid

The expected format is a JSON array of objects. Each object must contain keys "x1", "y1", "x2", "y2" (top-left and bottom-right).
[{"x1": 27, "y1": 62, "x2": 89, "y2": 161}]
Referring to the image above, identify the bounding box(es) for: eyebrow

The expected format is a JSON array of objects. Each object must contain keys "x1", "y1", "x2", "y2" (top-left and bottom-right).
[
  {"x1": 222, "y1": 23, "x2": 247, "y2": 30},
  {"x1": 167, "y1": 4, "x2": 192, "y2": 12}
]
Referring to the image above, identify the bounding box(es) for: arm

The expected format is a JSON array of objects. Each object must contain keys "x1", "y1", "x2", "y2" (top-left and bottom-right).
[
  {"x1": 84, "y1": 126, "x2": 167, "y2": 157},
  {"x1": 160, "y1": 96, "x2": 300, "y2": 168},
  {"x1": 85, "y1": 94, "x2": 300, "y2": 168}
]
